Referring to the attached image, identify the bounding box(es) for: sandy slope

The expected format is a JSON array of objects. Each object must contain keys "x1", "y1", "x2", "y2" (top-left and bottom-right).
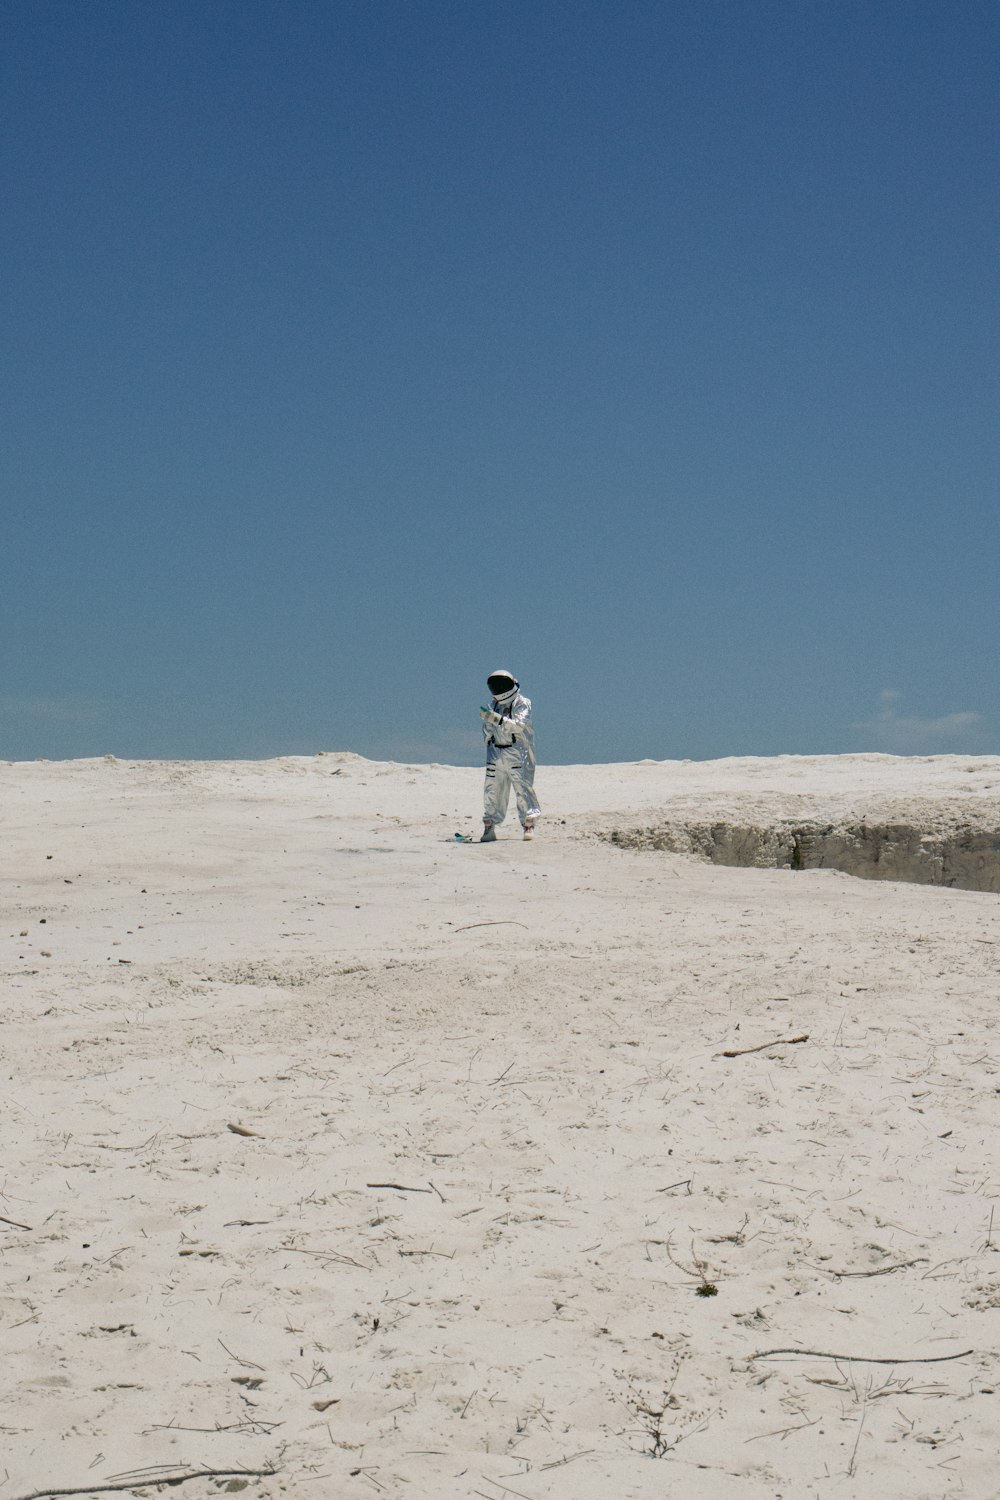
[{"x1": 2, "y1": 753, "x2": 999, "y2": 1499}]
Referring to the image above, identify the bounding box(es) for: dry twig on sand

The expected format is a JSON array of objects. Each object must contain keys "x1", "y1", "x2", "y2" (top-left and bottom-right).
[
  {"x1": 746, "y1": 1416, "x2": 821, "y2": 1443},
  {"x1": 453, "y1": 920, "x2": 529, "y2": 932},
  {"x1": 539, "y1": 1450, "x2": 596, "y2": 1469},
  {"x1": 751, "y1": 1347, "x2": 973, "y2": 1365},
  {"x1": 0, "y1": 1215, "x2": 33, "y2": 1231},
  {"x1": 10, "y1": 1467, "x2": 278, "y2": 1500},
  {"x1": 366, "y1": 1182, "x2": 433, "y2": 1193},
  {"x1": 218, "y1": 1338, "x2": 265, "y2": 1370},
  {"x1": 828, "y1": 1257, "x2": 929, "y2": 1279},
  {"x1": 719, "y1": 1034, "x2": 808, "y2": 1058},
  {"x1": 847, "y1": 1401, "x2": 867, "y2": 1478}
]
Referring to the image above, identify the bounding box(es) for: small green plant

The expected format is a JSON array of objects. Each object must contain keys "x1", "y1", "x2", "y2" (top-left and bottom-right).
[{"x1": 665, "y1": 1237, "x2": 720, "y2": 1297}]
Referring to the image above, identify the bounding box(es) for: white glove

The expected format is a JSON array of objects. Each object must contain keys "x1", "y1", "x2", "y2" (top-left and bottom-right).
[{"x1": 481, "y1": 707, "x2": 502, "y2": 726}]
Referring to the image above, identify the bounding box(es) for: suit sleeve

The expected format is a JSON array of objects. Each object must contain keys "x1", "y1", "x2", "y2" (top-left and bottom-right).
[{"x1": 491, "y1": 696, "x2": 531, "y2": 739}]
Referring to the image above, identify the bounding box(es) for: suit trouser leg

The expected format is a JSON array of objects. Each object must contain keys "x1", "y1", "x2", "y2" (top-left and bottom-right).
[
  {"x1": 484, "y1": 754, "x2": 511, "y2": 825},
  {"x1": 511, "y1": 765, "x2": 541, "y2": 826}
]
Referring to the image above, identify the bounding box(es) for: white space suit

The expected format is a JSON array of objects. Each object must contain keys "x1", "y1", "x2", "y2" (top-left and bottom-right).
[{"x1": 482, "y1": 671, "x2": 541, "y2": 832}]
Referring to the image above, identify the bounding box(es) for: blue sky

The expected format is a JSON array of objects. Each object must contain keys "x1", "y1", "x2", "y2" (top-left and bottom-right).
[{"x1": 3, "y1": 0, "x2": 997, "y2": 765}]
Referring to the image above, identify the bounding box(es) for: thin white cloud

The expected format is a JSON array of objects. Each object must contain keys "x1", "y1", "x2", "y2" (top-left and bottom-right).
[
  {"x1": 378, "y1": 726, "x2": 484, "y2": 763},
  {"x1": 858, "y1": 689, "x2": 983, "y2": 754},
  {"x1": 0, "y1": 695, "x2": 108, "y2": 726}
]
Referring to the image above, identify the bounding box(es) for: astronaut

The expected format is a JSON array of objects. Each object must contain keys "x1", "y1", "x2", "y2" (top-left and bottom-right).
[{"x1": 480, "y1": 669, "x2": 541, "y2": 842}]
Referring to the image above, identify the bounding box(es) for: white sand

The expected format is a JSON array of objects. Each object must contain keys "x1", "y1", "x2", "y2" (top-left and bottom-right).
[{"x1": 3, "y1": 752, "x2": 999, "y2": 1499}]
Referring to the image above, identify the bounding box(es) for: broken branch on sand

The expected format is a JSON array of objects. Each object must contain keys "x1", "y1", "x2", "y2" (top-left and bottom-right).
[
  {"x1": 750, "y1": 1347, "x2": 973, "y2": 1365},
  {"x1": 828, "y1": 1258, "x2": 929, "y2": 1279},
  {"x1": 10, "y1": 1468, "x2": 278, "y2": 1500},
  {"x1": 453, "y1": 920, "x2": 529, "y2": 932},
  {"x1": 719, "y1": 1034, "x2": 808, "y2": 1058},
  {"x1": 218, "y1": 1338, "x2": 264, "y2": 1370},
  {"x1": 745, "y1": 1416, "x2": 821, "y2": 1443},
  {"x1": 281, "y1": 1246, "x2": 373, "y2": 1271},
  {"x1": 0, "y1": 1214, "x2": 33, "y2": 1231},
  {"x1": 366, "y1": 1183, "x2": 433, "y2": 1193}
]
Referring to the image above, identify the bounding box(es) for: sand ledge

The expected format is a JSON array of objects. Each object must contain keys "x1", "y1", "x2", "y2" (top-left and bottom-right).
[{"x1": 602, "y1": 817, "x2": 1000, "y2": 891}]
